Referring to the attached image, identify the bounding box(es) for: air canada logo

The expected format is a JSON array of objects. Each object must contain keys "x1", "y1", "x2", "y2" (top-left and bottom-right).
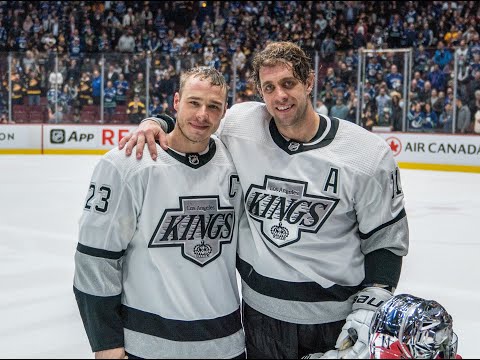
[
  {"x1": 386, "y1": 137, "x2": 402, "y2": 156},
  {"x1": 188, "y1": 154, "x2": 200, "y2": 165},
  {"x1": 148, "y1": 196, "x2": 235, "y2": 266},
  {"x1": 245, "y1": 176, "x2": 339, "y2": 247}
]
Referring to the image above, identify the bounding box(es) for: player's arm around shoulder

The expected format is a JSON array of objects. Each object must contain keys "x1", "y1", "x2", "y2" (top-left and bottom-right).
[{"x1": 118, "y1": 114, "x2": 175, "y2": 160}]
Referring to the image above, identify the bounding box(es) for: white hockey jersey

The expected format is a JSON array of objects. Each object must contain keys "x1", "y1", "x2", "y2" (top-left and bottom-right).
[
  {"x1": 218, "y1": 102, "x2": 409, "y2": 325},
  {"x1": 73, "y1": 137, "x2": 245, "y2": 358}
]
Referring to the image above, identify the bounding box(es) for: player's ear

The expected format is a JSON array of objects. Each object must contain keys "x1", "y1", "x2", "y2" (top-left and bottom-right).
[{"x1": 173, "y1": 92, "x2": 180, "y2": 112}]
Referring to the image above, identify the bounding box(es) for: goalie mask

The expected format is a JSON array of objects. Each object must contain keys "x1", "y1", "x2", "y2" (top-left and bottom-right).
[{"x1": 369, "y1": 294, "x2": 459, "y2": 359}]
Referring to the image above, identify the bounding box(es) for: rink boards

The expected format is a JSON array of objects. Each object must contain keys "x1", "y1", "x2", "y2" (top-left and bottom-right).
[{"x1": 1, "y1": 124, "x2": 480, "y2": 172}]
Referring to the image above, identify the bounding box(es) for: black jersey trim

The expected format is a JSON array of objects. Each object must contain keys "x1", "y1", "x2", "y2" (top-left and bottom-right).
[
  {"x1": 165, "y1": 138, "x2": 217, "y2": 169},
  {"x1": 363, "y1": 249, "x2": 403, "y2": 289},
  {"x1": 359, "y1": 208, "x2": 407, "y2": 240},
  {"x1": 77, "y1": 243, "x2": 125, "y2": 260},
  {"x1": 73, "y1": 286, "x2": 124, "y2": 352},
  {"x1": 269, "y1": 114, "x2": 340, "y2": 155},
  {"x1": 122, "y1": 305, "x2": 242, "y2": 342},
  {"x1": 156, "y1": 114, "x2": 176, "y2": 133},
  {"x1": 236, "y1": 256, "x2": 361, "y2": 302}
]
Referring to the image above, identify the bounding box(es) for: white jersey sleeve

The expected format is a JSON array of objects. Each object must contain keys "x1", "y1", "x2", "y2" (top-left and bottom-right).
[{"x1": 354, "y1": 140, "x2": 408, "y2": 257}]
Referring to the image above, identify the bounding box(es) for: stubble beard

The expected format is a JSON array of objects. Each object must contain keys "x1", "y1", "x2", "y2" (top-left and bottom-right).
[
  {"x1": 177, "y1": 121, "x2": 209, "y2": 145},
  {"x1": 273, "y1": 99, "x2": 308, "y2": 131}
]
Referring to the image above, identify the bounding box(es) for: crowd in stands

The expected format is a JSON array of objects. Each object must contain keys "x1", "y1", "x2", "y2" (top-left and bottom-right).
[{"x1": 0, "y1": 1, "x2": 479, "y2": 134}]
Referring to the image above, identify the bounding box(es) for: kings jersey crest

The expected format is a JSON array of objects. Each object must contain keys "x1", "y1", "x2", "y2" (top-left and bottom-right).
[
  {"x1": 148, "y1": 196, "x2": 235, "y2": 266},
  {"x1": 245, "y1": 176, "x2": 339, "y2": 247}
]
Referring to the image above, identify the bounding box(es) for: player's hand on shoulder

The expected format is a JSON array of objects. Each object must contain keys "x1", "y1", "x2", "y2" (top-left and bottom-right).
[{"x1": 118, "y1": 118, "x2": 166, "y2": 160}]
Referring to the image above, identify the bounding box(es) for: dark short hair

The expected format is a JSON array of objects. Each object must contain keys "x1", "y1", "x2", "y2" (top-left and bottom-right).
[{"x1": 251, "y1": 41, "x2": 312, "y2": 91}]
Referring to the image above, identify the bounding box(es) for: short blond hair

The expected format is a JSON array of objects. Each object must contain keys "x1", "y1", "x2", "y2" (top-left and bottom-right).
[
  {"x1": 251, "y1": 42, "x2": 313, "y2": 91},
  {"x1": 179, "y1": 66, "x2": 228, "y2": 101}
]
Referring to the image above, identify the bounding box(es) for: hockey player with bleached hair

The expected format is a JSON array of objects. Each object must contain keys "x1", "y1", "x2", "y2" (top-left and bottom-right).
[
  {"x1": 119, "y1": 41, "x2": 409, "y2": 359},
  {"x1": 73, "y1": 67, "x2": 246, "y2": 359}
]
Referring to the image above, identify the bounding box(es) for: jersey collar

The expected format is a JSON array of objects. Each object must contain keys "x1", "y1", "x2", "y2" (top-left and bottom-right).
[
  {"x1": 269, "y1": 114, "x2": 339, "y2": 155},
  {"x1": 165, "y1": 138, "x2": 216, "y2": 169}
]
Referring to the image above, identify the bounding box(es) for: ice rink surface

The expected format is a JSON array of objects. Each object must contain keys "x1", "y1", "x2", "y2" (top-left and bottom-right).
[{"x1": 0, "y1": 155, "x2": 478, "y2": 358}]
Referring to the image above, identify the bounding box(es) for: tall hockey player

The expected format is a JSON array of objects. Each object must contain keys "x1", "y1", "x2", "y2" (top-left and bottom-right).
[
  {"x1": 119, "y1": 42, "x2": 409, "y2": 359},
  {"x1": 73, "y1": 67, "x2": 246, "y2": 359}
]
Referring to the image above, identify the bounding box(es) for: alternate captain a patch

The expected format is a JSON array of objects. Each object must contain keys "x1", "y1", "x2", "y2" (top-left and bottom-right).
[
  {"x1": 245, "y1": 176, "x2": 339, "y2": 247},
  {"x1": 148, "y1": 196, "x2": 235, "y2": 266}
]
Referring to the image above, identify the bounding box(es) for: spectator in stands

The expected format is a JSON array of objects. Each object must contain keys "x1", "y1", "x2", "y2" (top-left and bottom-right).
[
  {"x1": 315, "y1": 98, "x2": 328, "y2": 116},
  {"x1": 106, "y1": 64, "x2": 119, "y2": 84},
  {"x1": 114, "y1": 73, "x2": 129, "y2": 106},
  {"x1": 456, "y1": 96, "x2": 472, "y2": 134},
  {"x1": 439, "y1": 102, "x2": 454, "y2": 133},
  {"x1": 64, "y1": 78, "x2": 79, "y2": 120},
  {"x1": 386, "y1": 13, "x2": 404, "y2": 48},
  {"x1": 91, "y1": 69, "x2": 102, "y2": 106},
  {"x1": 23, "y1": 50, "x2": 38, "y2": 74},
  {"x1": 0, "y1": 110, "x2": 8, "y2": 124},
  {"x1": 47, "y1": 103, "x2": 63, "y2": 124},
  {"x1": 375, "y1": 86, "x2": 392, "y2": 122},
  {"x1": 432, "y1": 89, "x2": 446, "y2": 117},
  {"x1": 345, "y1": 96, "x2": 358, "y2": 124},
  {"x1": 404, "y1": 23, "x2": 418, "y2": 48},
  {"x1": 232, "y1": 45, "x2": 247, "y2": 72},
  {"x1": 329, "y1": 97, "x2": 349, "y2": 120},
  {"x1": 391, "y1": 92, "x2": 403, "y2": 131},
  {"x1": 78, "y1": 72, "x2": 93, "y2": 107},
  {"x1": 433, "y1": 41, "x2": 453, "y2": 69},
  {"x1": 444, "y1": 24, "x2": 461, "y2": 47},
  {"x1": 418, "y1": 80, "x2": 432, "y2": 105},
  {"x1": 157, "y1": 72, "x2": 175, "y2": 110},
  {"x1": 48, "y1": 66, "x2": 63, "y2": 90},
  {"x1": 26, "y1": 70, "x2": 42, "y2": 106},
  {"x1": 103, "y1": 80, "x2": 116, "y2": 124},
  {"x1": 408, "y1": 101, "x2": 425, "y2": 132},
  {"x1": 132, "y1": 72, "x2": 146, "y2": 103},
  {"x1": 361, "y1": 108, "x2": 376, "y2": 131},
  {"x1": 127, "y1": 94, "x2": 145, "y2": 124},
  {"x1": 422, "y1": 102, "x2": 438, "y2": 132},
  {"x1": 385, "y1": 64, "x2": 403, "y2": 92},
  {"x1": 148, "y1": 96, "x2": 163, "y2": 117},
  {"x1": 320, "y1": 32, "x2": 336, "y2": 62},
  {"x1": 117, "y1": 27, "x2": 135, "y2": 53},
  {"x1": 428, "y1": 63, "x2": 447, "y2": 92},
  {"x1": 11, "y1": 72, "x2": 25, "y2": 105}
]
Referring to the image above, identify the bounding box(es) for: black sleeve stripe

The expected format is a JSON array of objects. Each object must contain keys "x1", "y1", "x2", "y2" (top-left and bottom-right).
[
  {"x1": 237, "y1": 255, "x2": 361, "y2": 302},
  {"x1": 77, "y1": 243, "x2": 125, "y2": 260},
  {"x1": 359, "y1": 208, "x2": 407, "y2": 240},
  {"x1": 157, "y1": 114, "x2": 176, "y2": 132},
  {"x1": 363, "y1": 249, "x2": 403, "y2": 288},
  {"x1": 73, "y1": 286, "x2": 124, "y2": 352},
  {"x1": 122, "y1": 305, "x2": 242, "y2": 342}
]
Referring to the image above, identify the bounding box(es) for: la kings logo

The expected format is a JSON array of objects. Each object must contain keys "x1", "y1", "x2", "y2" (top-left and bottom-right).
[
  {"x1": 148, "y1": 196, "x2": 235, "y2": 266},
  {"x1": 245, "y1": 176, "x2": 339, "y2": 247}
]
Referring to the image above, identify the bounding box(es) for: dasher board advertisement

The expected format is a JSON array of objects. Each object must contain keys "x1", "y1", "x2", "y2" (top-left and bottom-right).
[
  {"x1": 375, "y1": 132, "x2": 480, "y2": 172},
  {"x1": 0, "y1": 125, "x2": 42, "y2": 154},
  {"x1": 43, "y1": 125, "x2": 136, "y2": 154}
]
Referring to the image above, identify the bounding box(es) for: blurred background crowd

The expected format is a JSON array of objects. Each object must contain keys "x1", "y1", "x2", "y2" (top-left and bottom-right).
[{"x1": 0, "y1": 1, "x2": 479, "y2": 134}]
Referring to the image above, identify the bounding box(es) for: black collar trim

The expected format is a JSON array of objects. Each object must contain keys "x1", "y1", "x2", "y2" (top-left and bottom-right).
[
  {"x1": 269, "y1": 114, "x2": 339, "y2": 155},
  {"x1": 165, "y1": 138, "x2": 216, "y2": 168}
]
